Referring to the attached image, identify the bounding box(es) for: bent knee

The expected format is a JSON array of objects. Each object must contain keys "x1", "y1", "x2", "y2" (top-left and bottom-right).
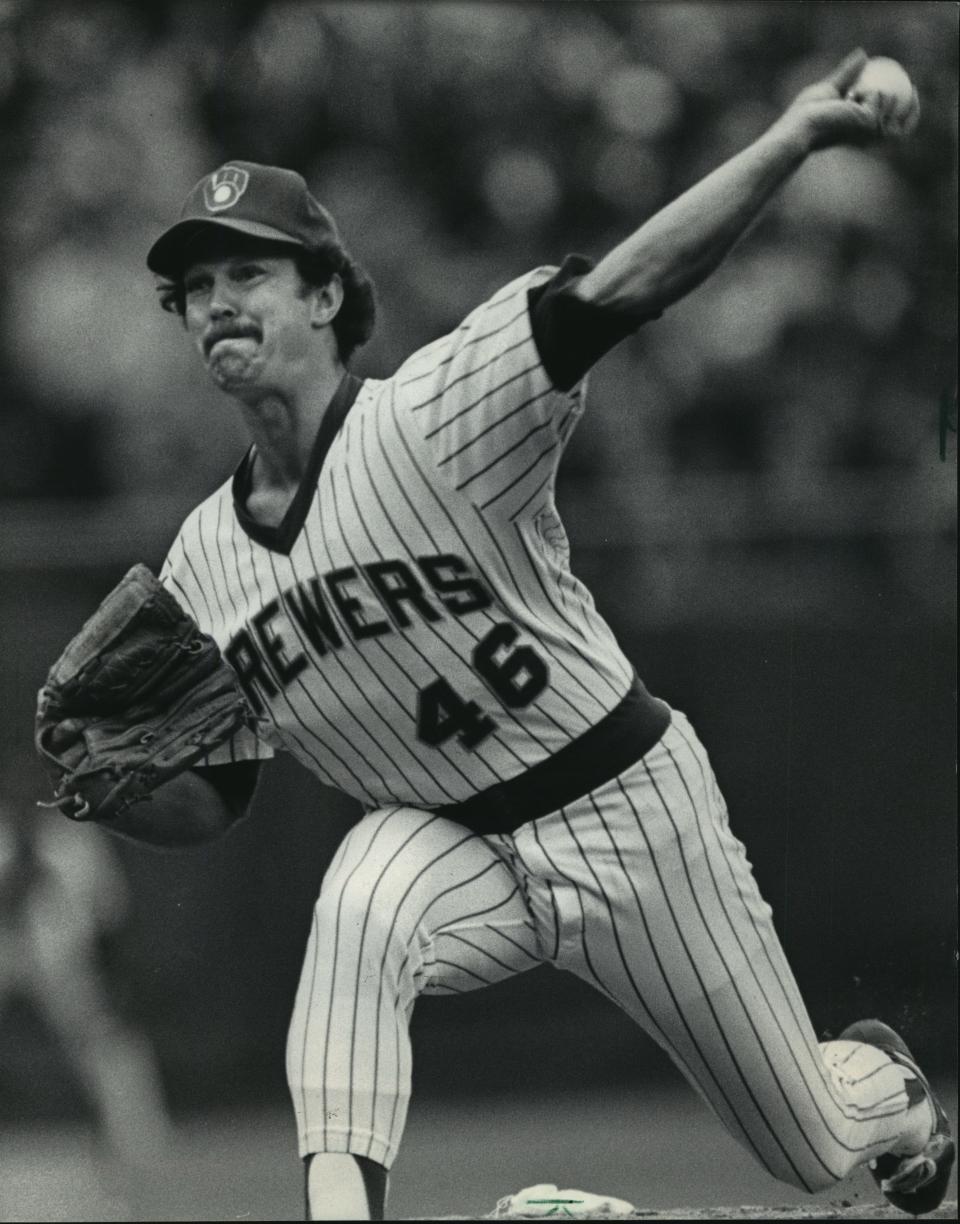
[
  {"x1": 767, "y1": 1150, "x2": 855, "y2": 1196},
  {"x1": 310, "y1": 878, "x2": 408, "y2": 968},
  {"x1": 796, "y1": 1165, "x2": 847, "y2": 1196},
  {"x1": 313, "y1": 805, "x2": 457, "y2": 942}
]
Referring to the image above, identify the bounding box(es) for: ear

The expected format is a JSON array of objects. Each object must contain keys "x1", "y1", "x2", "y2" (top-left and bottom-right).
[{"x1": 310, "y1": 274, "x2": 344, "y2": 328}]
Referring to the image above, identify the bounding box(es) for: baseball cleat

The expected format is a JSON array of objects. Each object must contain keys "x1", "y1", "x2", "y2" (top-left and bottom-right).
[{"x1": 839, "y1": 1019, "x2": 954, "y2": 1216}]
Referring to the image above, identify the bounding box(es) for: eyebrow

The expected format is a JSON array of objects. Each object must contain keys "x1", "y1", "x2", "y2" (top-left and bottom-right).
[{"x1": 184, "y1": 255, "x2": 272, "y2": 280}]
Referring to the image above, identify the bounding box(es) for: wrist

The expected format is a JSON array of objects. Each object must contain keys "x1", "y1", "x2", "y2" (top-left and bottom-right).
[{"x1": 764, "y1": 111, "x2": 815, "y2": 163}]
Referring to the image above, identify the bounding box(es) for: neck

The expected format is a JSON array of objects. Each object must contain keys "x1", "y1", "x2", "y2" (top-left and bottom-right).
[{"x1": 240, "y1": 363, "x2": 345, "y2": 490}]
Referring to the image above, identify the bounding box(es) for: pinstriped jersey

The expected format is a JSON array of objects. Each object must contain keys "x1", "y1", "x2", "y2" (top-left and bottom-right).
[{"x1": 160, "y1": 266, "x2": 636, "y2": 809}]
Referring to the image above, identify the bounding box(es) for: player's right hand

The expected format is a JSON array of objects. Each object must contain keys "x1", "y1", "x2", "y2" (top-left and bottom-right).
[{"x1": 778, "y1": 49, "x2": 885, "y2": 152}]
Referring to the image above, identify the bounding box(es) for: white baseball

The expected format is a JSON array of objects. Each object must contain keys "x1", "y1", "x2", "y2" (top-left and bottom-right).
[{"x1": 848, "y1": 56, "x2": 920, "y2": 136}]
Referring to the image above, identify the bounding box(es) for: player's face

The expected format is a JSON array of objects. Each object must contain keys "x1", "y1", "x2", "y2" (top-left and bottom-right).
[{"x1": 182, "y1": 246, "x2": 320, "y2": 396}]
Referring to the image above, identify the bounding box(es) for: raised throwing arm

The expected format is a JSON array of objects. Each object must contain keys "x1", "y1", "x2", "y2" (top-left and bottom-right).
[{"x1": 574, "y1": 50, "x2": 897, "y2": 320}]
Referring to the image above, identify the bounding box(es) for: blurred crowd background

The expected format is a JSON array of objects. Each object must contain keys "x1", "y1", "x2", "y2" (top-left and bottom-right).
[{"x1": 0, "y1": 0, "x2": 955, "y2": 1168}]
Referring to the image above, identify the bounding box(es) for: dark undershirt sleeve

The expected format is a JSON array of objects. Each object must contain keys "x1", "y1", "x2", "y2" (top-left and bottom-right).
[
  {"x1": 193, "y1": 760, "x2": 262, "y2": 823},
  {"x1": 528, "y1": 254, "x2": 662, "y2": 393}
]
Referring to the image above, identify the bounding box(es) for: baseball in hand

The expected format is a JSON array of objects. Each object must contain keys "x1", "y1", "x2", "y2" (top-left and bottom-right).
[{"x1": 847, "y1": 56, "x2": 920, "y2": 136}]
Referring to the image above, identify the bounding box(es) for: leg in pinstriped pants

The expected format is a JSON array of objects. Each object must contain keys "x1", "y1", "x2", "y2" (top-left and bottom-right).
[
  {"x1": 285, "y1": 805, "x2": 544, "y2": 1173},
  {"x1": 509, "y1": 709, "x2": 933, "y2": 1194},
  {"x1": 287, "y1": 712, "x2": 935, "y2": 1214}
]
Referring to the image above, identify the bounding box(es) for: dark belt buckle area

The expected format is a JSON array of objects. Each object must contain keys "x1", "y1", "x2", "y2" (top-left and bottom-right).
[{"x1": 497, "y1": 790, "x2": 518, "y2": 833}]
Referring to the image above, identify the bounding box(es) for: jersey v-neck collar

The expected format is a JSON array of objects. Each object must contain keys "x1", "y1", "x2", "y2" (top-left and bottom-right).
[{"x1": 232, "y1": 372, "x2": 364, "y2": 556}]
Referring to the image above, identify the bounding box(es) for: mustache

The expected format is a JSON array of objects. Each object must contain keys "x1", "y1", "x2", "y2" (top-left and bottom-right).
[{"x1": 203, "y1": 322, "x2": 261, "y2": 357}]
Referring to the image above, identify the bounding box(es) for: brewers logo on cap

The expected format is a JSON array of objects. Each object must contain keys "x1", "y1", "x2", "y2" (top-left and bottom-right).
[{"x1": 203, "y1": 166, "x2": 250, "y2": 213}]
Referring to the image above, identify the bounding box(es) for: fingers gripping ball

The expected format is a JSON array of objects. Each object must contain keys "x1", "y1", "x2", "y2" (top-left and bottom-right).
[
  {"x1": 847, "y1": 57, "x2": 920, "y2": 137},
  {"x1": 35, "y1": 564, "x2": 255, "y2": 825}
]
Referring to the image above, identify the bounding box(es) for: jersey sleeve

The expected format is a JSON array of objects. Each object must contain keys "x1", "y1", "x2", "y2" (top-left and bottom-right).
[
  {"x1": 159, "y1": 515, "x2": 276, "y2": 768},
  {"x1": 393, "y1": 266, "x2": 587, "y2": 520},
  {"x1": 394, "y1": 259, "x2": 661, "y2": 519}
]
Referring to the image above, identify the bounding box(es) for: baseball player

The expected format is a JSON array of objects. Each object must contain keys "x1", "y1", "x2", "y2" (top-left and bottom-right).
[
  {"x1": 0, "y1": 794, "x2": 171, "y2": 1164},
  {"x1": 109, "y1": 50, "x2": 950, "y2": 1219}
]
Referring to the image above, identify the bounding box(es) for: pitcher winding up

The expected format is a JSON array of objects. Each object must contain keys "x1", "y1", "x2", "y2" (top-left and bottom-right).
[{"x1": 36, "y1": 49, "x2": 951, "y2": 1220}]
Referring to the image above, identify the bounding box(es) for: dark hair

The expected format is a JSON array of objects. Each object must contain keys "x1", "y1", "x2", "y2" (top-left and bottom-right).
[{"x1": 156, "y1": 234, "x2": 376, "y2": 363}]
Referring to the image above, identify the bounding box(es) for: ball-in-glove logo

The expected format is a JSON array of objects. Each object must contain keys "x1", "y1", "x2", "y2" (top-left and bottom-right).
[{"x1": 203, "y1": 166, "x2": 250, "y2": 213}]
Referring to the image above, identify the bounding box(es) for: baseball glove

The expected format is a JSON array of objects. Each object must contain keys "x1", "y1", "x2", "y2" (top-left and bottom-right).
[{"x1": 35, "y1": 563, "x2": 254, "y2": 824}]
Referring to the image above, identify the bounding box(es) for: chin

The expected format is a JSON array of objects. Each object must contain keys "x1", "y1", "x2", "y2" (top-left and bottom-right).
[{"x1": 209, "y1": 354, "x2": 263, "y2": 393}]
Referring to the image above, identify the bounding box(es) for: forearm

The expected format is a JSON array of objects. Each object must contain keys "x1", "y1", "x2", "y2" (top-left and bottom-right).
[{"x1": 576, "y1": 116, "x2": 810, "y2": 317}]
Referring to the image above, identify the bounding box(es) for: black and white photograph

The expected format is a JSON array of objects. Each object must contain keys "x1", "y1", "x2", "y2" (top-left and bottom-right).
[{"x1": 0, "y1": 2, "x2": 956, "y2": 1220}]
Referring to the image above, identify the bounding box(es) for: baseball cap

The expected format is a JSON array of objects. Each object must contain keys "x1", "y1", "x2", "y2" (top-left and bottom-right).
[{"x1": 146, "y1": 161, "x2": 340, "y2": 278}]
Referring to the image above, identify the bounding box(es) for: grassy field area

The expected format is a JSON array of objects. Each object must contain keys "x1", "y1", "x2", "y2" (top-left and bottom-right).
[{"x1": 2, "y1": 1082, "x2": 956, "y2": 1221}]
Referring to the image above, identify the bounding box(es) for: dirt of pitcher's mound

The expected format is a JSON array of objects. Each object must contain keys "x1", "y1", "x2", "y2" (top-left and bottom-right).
[{"x1": 424, "y1": 1201, "x2": 958, "y2": 1220}]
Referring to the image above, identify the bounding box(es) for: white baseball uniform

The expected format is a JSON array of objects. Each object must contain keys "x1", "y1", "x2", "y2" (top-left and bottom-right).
[{"x1": 161, "y1": 261, "x2": 923, "y2": 1191}]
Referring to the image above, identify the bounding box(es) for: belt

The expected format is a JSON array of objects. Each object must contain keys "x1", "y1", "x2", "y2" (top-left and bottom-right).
[{"x1": 434, "y1": 674, "x2": 671, "y2": 835}]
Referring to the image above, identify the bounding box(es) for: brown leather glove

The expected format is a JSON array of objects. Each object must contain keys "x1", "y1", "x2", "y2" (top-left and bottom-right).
[{"x1": 35, "y1": 564, "x2": 254, "y2": 825}]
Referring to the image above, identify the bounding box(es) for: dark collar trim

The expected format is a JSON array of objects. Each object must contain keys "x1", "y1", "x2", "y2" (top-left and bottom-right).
[{"x1": 232, "y1": 372, "x2": 364, "y2": 555}]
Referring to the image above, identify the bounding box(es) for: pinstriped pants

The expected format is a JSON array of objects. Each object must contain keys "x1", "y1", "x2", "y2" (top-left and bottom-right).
[{"x1": 285, "y1": 710, "x2": 915, "y2": 1191}]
